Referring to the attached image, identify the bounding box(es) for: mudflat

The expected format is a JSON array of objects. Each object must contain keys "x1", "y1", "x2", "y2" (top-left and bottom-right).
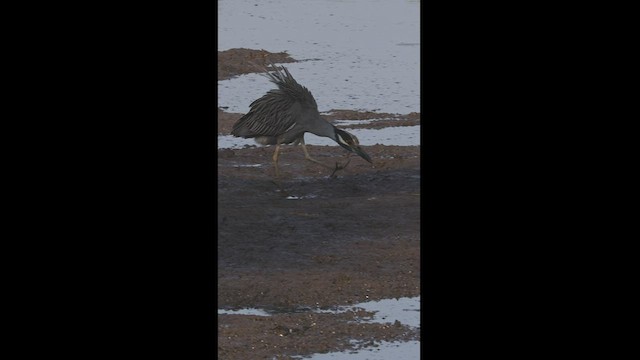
[{"x1": 217, "y1": 48, "x2": 420, "y2": 359}]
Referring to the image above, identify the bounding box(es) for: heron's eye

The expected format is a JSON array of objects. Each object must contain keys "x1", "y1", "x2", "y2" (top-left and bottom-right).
[
  {"x1": 344, "y1": 134, "x2": 358, "y2": 146},
  {"x1": 341, "y1": 135, "x2": 353, "y2": 145}
]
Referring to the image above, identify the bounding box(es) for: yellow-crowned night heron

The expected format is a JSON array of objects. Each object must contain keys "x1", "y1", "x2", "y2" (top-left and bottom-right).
[{"x1": 231, "y1": 64, "x2": 372, "y2": 177}]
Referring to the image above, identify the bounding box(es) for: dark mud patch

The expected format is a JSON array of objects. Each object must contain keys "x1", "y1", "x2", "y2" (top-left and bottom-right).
[{"x1": 218, "y1": 144, "x2": 420, "y2": 359}]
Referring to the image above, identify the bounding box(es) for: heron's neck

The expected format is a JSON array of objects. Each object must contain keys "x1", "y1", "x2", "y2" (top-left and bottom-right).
[{"x1": 308, "y1": 117, "x2": 337, "y2": 140}]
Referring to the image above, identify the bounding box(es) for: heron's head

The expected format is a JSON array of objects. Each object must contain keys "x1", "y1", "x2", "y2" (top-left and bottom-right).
[{"x1": 334, "y1": 128, "x2": 372, "y2": 163}]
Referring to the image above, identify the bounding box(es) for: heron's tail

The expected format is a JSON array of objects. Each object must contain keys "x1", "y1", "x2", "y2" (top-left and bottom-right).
[{"x1": 230, "y1": 114, "x2": 253, "y2": 138}]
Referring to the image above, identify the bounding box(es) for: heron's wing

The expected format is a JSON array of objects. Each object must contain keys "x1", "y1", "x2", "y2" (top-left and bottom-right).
[
  {"x1": 231, "y1": 65, "x2": 318, "y2": 138},
  {"x1": 231, "y1": 92, "x2": 301, "y2": 137},
  {"x1": 263, "y1": 65, "x2": 318, "y2": 110}
]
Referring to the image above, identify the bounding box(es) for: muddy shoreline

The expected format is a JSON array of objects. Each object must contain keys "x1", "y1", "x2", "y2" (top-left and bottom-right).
[{"x1": 217, "y1": 48, "x2": 420, "y2": 359}]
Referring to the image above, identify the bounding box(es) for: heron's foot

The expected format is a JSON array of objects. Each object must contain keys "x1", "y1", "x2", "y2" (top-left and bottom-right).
[{"x1": 329, "y1": 158, "x2": 352, "y2": 178}]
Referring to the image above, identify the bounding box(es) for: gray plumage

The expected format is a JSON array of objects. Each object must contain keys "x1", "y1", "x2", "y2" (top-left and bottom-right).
[
  {"x1": 232, "y1": 66, "x2": 327, "y2": 144},
  {"x1": 231, "y1": 64, "x2": 371, "y2": 176}
]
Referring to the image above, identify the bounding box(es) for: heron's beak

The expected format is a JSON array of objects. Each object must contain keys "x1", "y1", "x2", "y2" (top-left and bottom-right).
[{"x1": 353, "y1": 146, "x2": 372, "y2": 163}]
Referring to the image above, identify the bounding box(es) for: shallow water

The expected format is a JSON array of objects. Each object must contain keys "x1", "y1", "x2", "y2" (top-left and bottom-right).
[{"x1": 218, "y1": 0, "x2": 420, "y2": 114}]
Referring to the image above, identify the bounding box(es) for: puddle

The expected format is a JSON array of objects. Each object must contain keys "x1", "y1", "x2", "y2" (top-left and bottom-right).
[
  {"x1": 314, "y1": 297, "x2": 420, "y2": 329},
  {"x1": 217, "y1": 125, "x2": 420, "y2": 149},
  {"x1": 232, "y1": 164, "x2": 264, "y2": 167},
  {"x1": 286, "y1": 195, "x2": 318, "y2": 200},
  {"x1": 218, "y1": 0, "x2": 420, "y2": 115},
  {"x1": 291, "y1": 340, "x2": 420, "y2": 360},
  {"x1": 217, "y1": 308, "x2": 271, "y2": 316}
]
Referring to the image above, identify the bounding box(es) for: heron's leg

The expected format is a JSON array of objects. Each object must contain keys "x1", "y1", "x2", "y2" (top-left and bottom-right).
[
  {"x1": 338, "y1": 152, "x2": 353, "y2": 170},
  {"x1": 299, "y1": 137, "x2": 333, "y2": 169},
  {"x1": 272, "y1": 143, "x2": 282, "y2": 177}
]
